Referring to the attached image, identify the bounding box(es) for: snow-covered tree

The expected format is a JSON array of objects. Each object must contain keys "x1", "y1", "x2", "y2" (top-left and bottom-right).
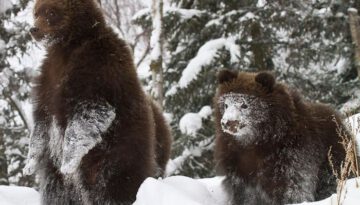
[
  {"x1": 0, "y1": 0, "x2": 37, "y2": 186},
  {"x1": 134, "y1": 0, "x2": 360, "y2": 177},
  {"x1": 99, "y1": 0, "x2": 150, "y2": 68}
]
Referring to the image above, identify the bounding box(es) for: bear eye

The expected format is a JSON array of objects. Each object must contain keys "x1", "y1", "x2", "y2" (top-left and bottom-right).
[
  {"x1": 224, "y1": 104, "x2": 228, "y2": 109},
  {"x1": 241, "y1": 103, "x2": 248, "y2": 109},
  {"x1": 49, "y1": 11, "x2": 55, "y2": 17}
]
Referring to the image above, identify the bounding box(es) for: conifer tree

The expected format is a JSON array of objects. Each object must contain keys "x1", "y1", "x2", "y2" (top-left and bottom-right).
[
  {"x1": 0, "y1": 0, "x2": 36, "y2": 186},
  {"x1": 133, "y1": 0, "x2": 360, "y2": 177}
]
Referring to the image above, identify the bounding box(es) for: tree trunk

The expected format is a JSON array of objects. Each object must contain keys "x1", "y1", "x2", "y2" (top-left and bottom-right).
[
  {"x1": 0, "y1": 130, "x2": 9, "y2": 185},
  {"x1": 348, "y1": 8, "x2": 360, "y2": 78},
  {"x1": 150, "y1": 0, "x2": 164, "y2": 108},
  {"x1": 250, "y1": 22, "x2": 270, "y2": 71}
]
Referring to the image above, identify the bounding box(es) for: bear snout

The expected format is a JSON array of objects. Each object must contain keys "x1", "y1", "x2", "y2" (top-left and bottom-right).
[{"x1": 221, "y1": 120, "x2": 245, "y2": 134}]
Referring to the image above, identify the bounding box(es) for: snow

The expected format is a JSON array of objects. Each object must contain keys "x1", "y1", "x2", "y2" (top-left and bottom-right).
[
  {"x1": 134, "y1": 177, "x2": 360, "y2": 205},
  {"x1": 179, "y1": 106, "x2": 212, "y2": 136},
  {"x1": 0, "y1": 176, "x2": 359, "y2": 205},
  {"x1": 132, "y1": 8, "x2": 151, "y2": 21},
  {"x1": 348, "y1": 8, "x2": 358, "y2": 13},
  {"x1": 293, "y1": 178, "x2": 360, "y2": 205},
  {"x1": 0, "y1": 0, "x2": 12, "y2": 14},
  {"x1": 179, "y1": 113, "x2": 202, "y2": 137},
  {"x1": 198, "y1": 106, "x2": 212, "y2": 119},
  {"x1": 256, "y1": 0, "x2": 267, "y2": 8},
  {"x1": 178, "y1": 37, "x2": 240, "y2": 88},
  {"x1": 345, "y1": 113, "x2": 360, "y2": 153},
  {"x1": 0, "y1": 39, "x2": 5, "y2": 53},
  {"x1": 342, "y1": 93, "x2": 360, "y2": 117},
  {"x1": 239, "y1": 12, "x2": 258, "y2": 22},
  {"x1": 60, "y1": 102, "x2": 116, "y2": 174},
  {"x1": 23, "y1": 123, "x2": 46, "y2": 175},
  {"x1": 218, "y1": 93, "x2": 269, "y2": 143},
  {"x1": 0, "y1": 186, "x2": 40, "y2": 205},
  {"x1": 166, "y1": 8, "x2": 204, "y2": 20},
  {"x1": 133, "y1": 176, "x2": 227, "y2": 205}
]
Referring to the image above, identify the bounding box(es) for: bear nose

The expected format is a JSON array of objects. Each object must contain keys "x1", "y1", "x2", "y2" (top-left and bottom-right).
[
  {"x1": 30, "y1": 27, "x2": 39, "y2": 34},
  {"x1": 222, "y1": 120, "x2": 241, "y2": 132}
]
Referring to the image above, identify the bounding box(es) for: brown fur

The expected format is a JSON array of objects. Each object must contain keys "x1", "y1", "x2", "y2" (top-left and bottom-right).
[
  {"x1": 214, "y1": 70, "x2": 349, "y2": 204},
  {"x1": 29, "y1": 0, "x2": 171, "y2": 204}
]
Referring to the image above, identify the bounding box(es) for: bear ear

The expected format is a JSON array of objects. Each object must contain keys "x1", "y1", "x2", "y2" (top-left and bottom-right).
[
  {"x1": 217, "y1": 69, "x2": 238, "y2": 84},
  {"x1": 255, "y1": 72, "x2": 275, "y2": 91}
]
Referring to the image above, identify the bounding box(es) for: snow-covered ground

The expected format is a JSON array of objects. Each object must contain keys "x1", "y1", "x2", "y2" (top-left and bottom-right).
[
  {"x1": 1, "y1": 176, "x2": 359, "y2": 205},
  {"x1": 0, "y1": 185, "x2": 39, "y2": 205},
  {"x1": 1, "y1": 115, "x2": 360, "y2": 205}
]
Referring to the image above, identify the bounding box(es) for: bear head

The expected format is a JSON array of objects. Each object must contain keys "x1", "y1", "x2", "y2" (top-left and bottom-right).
[
  {"x1": 30, "y1": 0, "x2": 105, "y2": 46},
  {"x1": 214, "y1": 69, "x2": 295, "y2": 145}
]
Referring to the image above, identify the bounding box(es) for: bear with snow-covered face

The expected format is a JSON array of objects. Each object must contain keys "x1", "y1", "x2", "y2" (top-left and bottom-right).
[
  {"x1": 214, "y1": 69, "x2": 350, "y2": 205},
  {"x1": 23, "y1": 0, "x2": 172, "y2": 204},
  {"x1": 219, "y1": 93, "x2": 271, "y2": 145}
]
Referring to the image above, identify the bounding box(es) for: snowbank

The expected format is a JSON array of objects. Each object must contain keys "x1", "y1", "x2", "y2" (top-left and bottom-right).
[
  {"x1": 0, "y1": 186, "x2": 40, "y2": 205},
  {"x1": 345, "y1": 113, "x2": 360, "y2": 153},
  {"x1": 0, "y1": 177, "x2": 359, "y2": 205},
  {"x1": 133, "y1": 177, "x2": 360, "y2": 205},
  {"x1": 293, "y1": 178, "x2": 360, "y2": 205},
  {"x1": 133, "y1": 176, "x2": 227, "y2": 205}
]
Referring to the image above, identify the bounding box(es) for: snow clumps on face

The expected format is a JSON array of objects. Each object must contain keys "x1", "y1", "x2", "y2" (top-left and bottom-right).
[{"x1": 218, "y1": 93, "x2": 270, "y2": 144}]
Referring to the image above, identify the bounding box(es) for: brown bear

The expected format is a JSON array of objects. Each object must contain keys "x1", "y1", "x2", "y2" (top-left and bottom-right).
[
  {"x1": 23, "y1": 0, "x2": 172, "y2": 204},
  {"x1": 214, "y1": 69, "x2": 351, "y2": 205}
]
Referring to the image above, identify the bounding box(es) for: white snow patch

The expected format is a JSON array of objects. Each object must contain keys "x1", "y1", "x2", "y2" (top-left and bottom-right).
[
  {"x1": 179, "y1": 37, "x2": 240, "y2": 88},
  {"x1": 239, "y1": 12, "x2": 257, "y2": 22},
  {"x1": 163, "y1": 112, "x2": 173, "y2": 124},
  {"x1": 0, "y1": 0, "x2": 12, "y2": 14},
  {"x1": 313, "y1": 7, "x2": 332, "y2": 18},
  {"x1": 23, "y1": 123, "x2": 47, "y2": 175},
  {"x1": 165, "y1": 84, "x2": 179, "y2": 96},
  {"x1": 0, "y1": 39, "x2": 5, "y2": 53},
  {"x1": 0, "y1": 186, "x2": 40, "y2": 205},
  {"x1": 1, "y1": 177, "x2": 360, "y2": 205},
  {"x1": 60, "y1": 102, "x2": 116, "y2": 174},
  {"x1": 179, "y1": 113, "x2": 202, "y2": 137},
  {"x1": 256, "y1": 0, "x2": 267, "y2": 8},
  {"x1": 198, "y1": 106, "x2": 212, "y2": 119},
  {"x1": 293, "y1": 178, "x2": 360, "y2": 205},
  {"x1": 341, "y1": 91, "x2": 360, "y2": 114},
  {"x1": 348, "y1": 8, "x2": 358, "y2": 13},
  {"x1": 166, "y1": 8, "x2": 204, "y2": 20},
  {"x1": 133, "y1": 176, "x2": 227, "y2": 205},
  {"x1": 179, "y1": 106, "x2": 213, "y2": 136},
  {"x1": 345, "y1": 113, "x2": 360, "y2": 154},
  {"x1": 132, "y1": 8, "x2": 151, "y2": 21}
]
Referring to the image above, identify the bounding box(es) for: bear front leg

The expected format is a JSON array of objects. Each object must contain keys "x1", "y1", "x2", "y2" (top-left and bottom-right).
[
  {"x1": 39, "y1": 162, "x2": 81, "y2": 205},
  {"x1": 23, "y1": 122, "x2": 47, "y2": 175},
  {"x1": 281, "y1": 157, "x2": 319, "y2": 204},
  {"x1": 60, "y1": 101, "x2": 116, "y2": 174}
]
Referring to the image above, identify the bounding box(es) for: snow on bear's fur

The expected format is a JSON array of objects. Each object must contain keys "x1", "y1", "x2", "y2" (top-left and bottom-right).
[
  {"x1": 214, "y1": 69, "x2": 353, "y2": 205},
  {"x1": 24, "y1": 0, "x2": 172, "y2": 204}
]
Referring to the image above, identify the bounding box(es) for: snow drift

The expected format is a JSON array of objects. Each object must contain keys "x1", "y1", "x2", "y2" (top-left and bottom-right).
[{"x1": 0, "y1": 176, "x2": 359, "y2": 205}]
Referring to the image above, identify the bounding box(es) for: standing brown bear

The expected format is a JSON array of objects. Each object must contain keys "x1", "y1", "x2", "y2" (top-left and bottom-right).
[
  {"x1": 23, "y1": 0, "x2": 172, "y2": 204},
  {"x1": 214, "y1": 69, "x2": 351, "y2": 205}
]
